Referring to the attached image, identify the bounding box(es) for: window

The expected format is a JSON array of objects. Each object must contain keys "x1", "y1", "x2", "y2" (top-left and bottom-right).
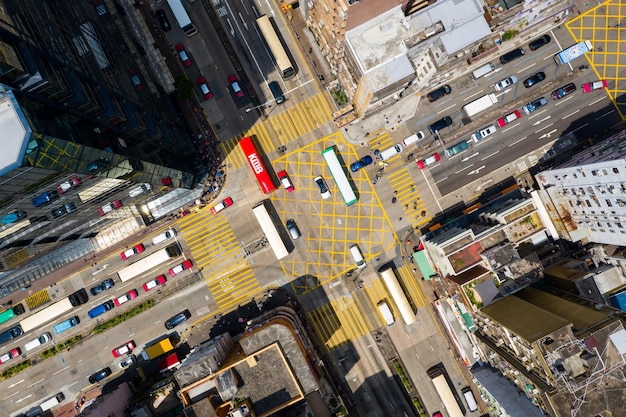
[
  {"x1": 603, "y1": 169, "x2": 608, "y2": 175},
  {"x1": 592, "y1": 170, "x2": 598, "y2": 176},
  {"x1": 586, "y1": 200, "x2": 592, "y2": 207},
  {"x1": 613, "y1": 167, "x2": 619, "y2": 173},
  {"x1": 606, "y1": 199, "x2": 613, "y2": 207},
  {"x1": 573, "y1": 173, "x2": 578, "y2": 178}
]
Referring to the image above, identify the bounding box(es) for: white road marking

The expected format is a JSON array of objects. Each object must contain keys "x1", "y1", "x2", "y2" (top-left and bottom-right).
[
  {"x1": 436, "y1": 104, "x2": 456, "y2": 114},
  {"x1": 563, "y1": 109, "x2": 580, "y2": 119},
  {"x1": 508, "y1": 136, "x2": 527, "y2": 147},
  {"x1": 535, "y1": 123, "x2": 554, "y2": 133},
  {"x1": 588, "y1": 96, "x2": 606, "y2": 106},
  {"x1": 519, "y1": 63, "x2": 537, "y2": 72},
  {"x1": 455, "y1": 164, "x2": 473, "y2": 175},
  {"x1": 554, "y1": 96, "x2": 574, "y2": 106},
  {"x1": 481, "y1": 150, "x2": 499, "y2": 161}
]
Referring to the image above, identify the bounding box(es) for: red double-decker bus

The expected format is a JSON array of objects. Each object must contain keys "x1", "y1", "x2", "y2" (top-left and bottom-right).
[{"x1": 239, "y1": 136, "x2": 275, "y2": 194}]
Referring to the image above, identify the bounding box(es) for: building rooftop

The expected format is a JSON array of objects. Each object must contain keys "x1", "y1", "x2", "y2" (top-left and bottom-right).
[{"x1": 0, "y1": 88, "x2": 30, "y2": 176}]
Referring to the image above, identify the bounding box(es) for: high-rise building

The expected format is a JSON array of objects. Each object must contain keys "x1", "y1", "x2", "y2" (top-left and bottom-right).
[
  {"x1": 0, "y1": 0, "x2": 208, "y2": 296},
  {"x1": 536, "y1": 133, "x2": 626, "y2": 246}
]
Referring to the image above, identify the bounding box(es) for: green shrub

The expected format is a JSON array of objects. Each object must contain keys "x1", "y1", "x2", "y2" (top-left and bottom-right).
[
  {"x1": 392, "y1": 359, "x2": 413, "y2": 393},
  {"x1": 93, "y1": 299, "x2": 155, "y2": 334},
  {"x1": 502, "y1": 30, "x2": 519, "y2": 42},
  {"x1": 2, "y1": 360, "x2": 32, "y2": 379},
  {"x1": 41, "y1": 335, "x2": 83, "y2": 359}
]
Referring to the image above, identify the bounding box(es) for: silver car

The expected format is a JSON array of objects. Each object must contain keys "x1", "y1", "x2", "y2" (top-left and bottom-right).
[{"x1": 494, "y1": 75, "x2": 519, "y2": 91}]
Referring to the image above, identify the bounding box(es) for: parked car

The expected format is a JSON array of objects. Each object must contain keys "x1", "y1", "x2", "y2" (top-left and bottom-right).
[
  {"x1": 470, "y1": 125, "x2": 497, "y2": 142},
  {"x1": 314, "y1": 176, "x2": 331, "y2": 199},
  {"x1": 523, "y1": 72, "x2": 546, "y2": 88},
  {"x1": 90, "y1": 278, "x2": 115, "y2": 296},
  {"x1": 98, "y1": 200, "x2": 122, "y2": 216},
  {"x1": 497, "y1": 110, "x2": 522, "y2": 127},
  {"x1": 165, "y1": 309, "x2": 191, "y2": 330},
  {"x1": 156, "y1": 9, "x2": 171, "y2": 31},
  {"x1": 114, "y1": 290, "x2": 138, "y2": 307},
  {"x1": 210, "y1": 197, "x2": 233, "y2": 215},
  {"x1": 529, "y1": 34, "x2": 551, "y2": 51},
  {"x1": 175, "y1": 44, "x2": 191, "y2": 67},
  {"x1": 129, "y1": 68, "x2": 142, "y2": 90},
  {"x1": 444, "y1": 140, "x2": 469, "y2": 158},
  {"x1": 582, "y1": 79, "x2": 608, "y2": 92},
  {"x1": 197, "y1": 76, "x2": 213, "y2": 99},
  {"x1": 286, "y1": 219, "x2": 301, "y2": 240},
  {"x1": 428, "y1": 116, "x2": 453, "y2": 135},
  {"x1": 1, "y1": 210, "x2": 26, "y2": 225},
  {"x1": 119, "y1": 355, "x2": 136, "y2": 368},
  {"x1": 88, "y1": 367, "x2": 112, "y2": 384},
  {"x1": 277, "y1": 170, "x2": 295, "y2": 192},
  {"x1": 426, "y1": 85, "x2": 451, "y2": 102},
  {"x1": 56, "y1": 177, "x2": 81, "y2": 194},
  {"x1": 169, "y1": 259, "x2": 193, "y2": 277},
  {"x1": 499, "y1": 47, "x2": 525, "y2": 64},
  {"x1": 522, "y1": 97, "x2": 548, "y2": 114},
  {"x1": 494, "y1": 75, "x2": 518, "y2": 91},
  {"x1": 417, "y1": 153, "x2": 441, "y2": 169},
  {"x1": 551, "y1": 83, "x2": 576, "y2": 100},
  {"x1": 112, "y1": 341, "x2": 136, "y2": 357},
  {"x1": 0, "y1": 347, "x2": 21, "y2": 365},
  {"x1": 120, "y1": 243, "x2": 145, "y2": 260},
  {"x1": 350, "y1": 155, "x2": 373, "y2": 172},
  {"x1": 143, "y1": 275, "x2": 167, "y2": 292},
  {"x1": 228, "y1": 74, "x2": 244, "y2": 98}
]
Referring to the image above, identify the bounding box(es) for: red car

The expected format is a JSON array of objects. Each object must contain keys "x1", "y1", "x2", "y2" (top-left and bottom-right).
[
  {"x1": 143, "y1": 275, "x2": 167, "y2": 292},
  {"x1": 114, "y1": 289, "x2": 138, "y2": 307},
  {"x1": 277, "y1": 170, "x2": 295, "y2": 192},
  {"x1": 169, "y1": 259, "x2": 192, "y2": 277},
  {"x1": 496, "y1": 109, "x2": 522, "y2": 127},
  {"x1": 98, "y1": 200, "x2": 122, "y2": 216},
  {"x1": 228, "y1": 74, "x2": 244, "y2": 98},
  {"x1": 175, "y1": 44, "x2": 191, "y2": 67},
  {"x1": 210, "y1": 197, "x2": 233, "y2": 215},
  {"x1": 112, "y1": 341, "x2": 135, "y2": 357},
  {"x1": 0, "y1": 347, "x2": 21, "y2": 364},
  {"x1": 120, "y1": 244, "x2": 145, "y2": 260},
  {"x1": 56, "y1": 177, "x2": 81, "y2": 194},
  {"x1": 582, "y1": 79, "x2": 607, "y2": 92},
  {"x1": 417, "y1": 153, "x2": 441, "y2": 169},
  {"x1": 197, "y1": 76, "x2": 213, "y2": 99}
]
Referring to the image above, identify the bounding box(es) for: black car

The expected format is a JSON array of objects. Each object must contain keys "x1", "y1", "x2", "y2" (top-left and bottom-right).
[
  {"x1": 51, "y1": 202, "x2": 77, "y2": 219},
  {"x1": 529, "y1": 34, "x2": 551, "y2": 51},
  {"x1": 428, "y1": 116, "x2": 453, "y2": 134},
  {"x1": 90, "y1": 278, "x2": 115, "y2": 296},
  {"x1": 426, "y1": 85, "x2": 451, "y2": 102},
  {"x1": 88, "y1": 367, "x2": 112, "y2": 384},
  {"x1": 551, "y1": 83, "x2": 576, "y2": 100},
  {"x1": 523, "y1": 72, "x2": 546, "y2": 88},
  {"x1": 156, "y1": 10, "x2": 171, "y2": 31},
  {"x1": 165, "y1": 309, "x2": 191, "y2": 330},
  {"x1": 499, "y1": 48, "x2": 525, "y2": 64}
]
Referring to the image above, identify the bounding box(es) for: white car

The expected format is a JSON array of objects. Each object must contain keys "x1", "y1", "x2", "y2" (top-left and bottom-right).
[
  {"x1": 314, "y1": 176, "x2": 331, "y2": 199},
  {"x1": 470, "y1": 125, "x2": 497, "y2": 142},
  {"x1": 494, "y1": 75, "x2": 518, "y2": 91}
]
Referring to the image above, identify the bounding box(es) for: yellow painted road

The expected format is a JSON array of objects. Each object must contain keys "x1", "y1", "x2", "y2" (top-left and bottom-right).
[
  {"x1": 177, "y1": 209, "x2": 262, "y2": 313},
  {"x1": 222, "y1": 92, "x2": 334, "y2": 170},
  {"x1": 25, "y1": 289, "x2": 51, "y2": 311},
  {"x1": 386, "y1": 168, "x2": 432, "y2": 229}
]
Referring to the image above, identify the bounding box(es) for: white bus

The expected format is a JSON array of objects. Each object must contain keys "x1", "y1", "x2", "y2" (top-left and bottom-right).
[
  {"x1": 166, "y1": 0, "x2": 197, "y2": 37},
  {"x1": 252, "y1": 200, "x2": 289, "y2": 260},
  {"x1": 427, "y1": 365, "x2": 465, "y2": 417},
  {"x1": 117, "y1": 244, "x2": 181, "y2": 282},
  {"x1": 19, "y1": 290, "x2": 88, "y2": 333},
  {"x1": 379, "y1": 266, "x2": 417, "y2": 325},
  {"x1": 322, "y1": 147, "x2": 357, "y2": 206},
  {"x1": 256, "y1": 15, "x2": 296, "y2": 79},
  {"x1": 462, "y1": 93, "x2": 499, "y2": 119}
]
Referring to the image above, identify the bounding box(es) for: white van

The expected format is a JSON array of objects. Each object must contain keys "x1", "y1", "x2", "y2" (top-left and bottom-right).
[
  {"x1": 129, "y1": 183, "x2": 151, "y2": 197},
  {"x1": 152, "y1": 229, "x2": 176, "y2": 245},
  {"x1": 377, "y1": 301, "x2": 395, "y2": 326},
  {"x1": 402, "y1": 131, "x2": 424, "y2": 147},
  {"x1": 349, "y1": 244, "x2": 366, "y2": 269},
  {"x1": 379, "y1": 144, "x2": 403, "y2": 161},
  {"x1": 472, "y1": 63, "x2": 496, "y2": 79},
  {"x1": 40, "y1": 392, "x2": 65, "y2": 411},
  {"x1": 25, "y1": 332, "x2": 52, "y2": 351},
  {"x1": 462, "y1": 387, "x2": 478, "y2": 412}
]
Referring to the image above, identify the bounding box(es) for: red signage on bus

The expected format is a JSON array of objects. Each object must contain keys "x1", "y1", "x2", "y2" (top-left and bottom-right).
[{"x1": 239, "y1": 136, "x2": 275, "y2": 194}]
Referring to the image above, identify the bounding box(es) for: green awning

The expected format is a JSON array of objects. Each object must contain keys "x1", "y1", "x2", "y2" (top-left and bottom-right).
[{"x1": 413, "y1": 251, "x2": 435, "y2": 280}]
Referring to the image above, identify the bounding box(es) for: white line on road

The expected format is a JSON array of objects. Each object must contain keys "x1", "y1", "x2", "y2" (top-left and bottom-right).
[
  {"x1": 8, "y1": 379, "x2": 24, "y2": 388},
  {"x1": 555, "y1": 96, "x2": 574, "y2": 106},
  {"x1": 436, "y1": 104, "x2": 456, "y2": 114},
  {"x1": 455, "y1": 164, "x2": 474, "y2": 175},
  {"x1": 434, "y1": 176, "x2": 448, "y2": 184},
  {"x1": 588, "y1": 96, "x2": 606, "y2": 106},
  {"x1": 528, "y1": 110, "x2": 548, "y2": 120},
  {"x1": 508, "y1": 136, "x2": 527, "y2": 147},
  {"x1": 464, "y1": 89, "x2": 484, "y2": 100},
  {"x1": 484, "y1": 67, "x2": 503, "y2": 78},
  {"x1": 481, "y1": 150, "x2": 499, "y2": 161},
  {"x1": 535, "y1": 123, "x2": 554, "y2": 133},
  {"x1": 598, "y1": 110, "x2": 615, "y2": 119},
  {"x1": 15, "y1": 394, "x2": 32, "y2": 403},
  {"x1": 518, "y1": 63, "x2": 537, "y2": 72},
  {"x1": 532, "y1": 116, "x2": 551, "y2": 126},
  {"x1": 53, "y1": 366, "x2": 70, "y2": 375},
  {"x1": 563, "y1": 109, "x2": 580, "y2": 119},
  {"x1": 501, "y1": 123, "x2": 520, "y2": 134},
  {"x1": 28, "y1": 378, "x2": 45, "y2": 388},
  {"x1": 571, "y1": 123, "x2": 589, "y2": 133}
]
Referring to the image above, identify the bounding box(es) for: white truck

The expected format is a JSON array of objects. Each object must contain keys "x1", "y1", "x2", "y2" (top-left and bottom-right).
[
  {"x1": 462, "y1": 93, "x2": 499, "y2": 119},
  {"x1": 377, "y1": 301, "x2": 395, "y2": 326}
]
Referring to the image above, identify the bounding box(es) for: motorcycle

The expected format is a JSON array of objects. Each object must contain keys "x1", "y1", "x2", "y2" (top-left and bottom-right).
[{"x1": 578, "y1": 64, "x2": 590, "y2": 71}]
